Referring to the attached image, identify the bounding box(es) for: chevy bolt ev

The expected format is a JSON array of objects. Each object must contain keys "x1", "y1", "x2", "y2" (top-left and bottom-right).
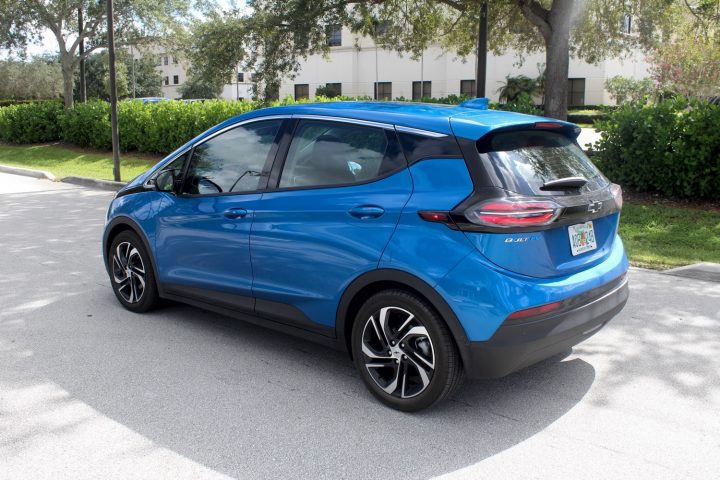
[{"x1": 103, "y1": 100, "x2": 629, "y2": 411}]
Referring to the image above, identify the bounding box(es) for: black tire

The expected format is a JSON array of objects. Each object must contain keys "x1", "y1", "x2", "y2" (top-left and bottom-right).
[
  {"x1": 108, "y1": 230, "x2": 159, "y2": 313},
  {"x1": 351, "y1": 289, "x2": 464, "y2": 412}
]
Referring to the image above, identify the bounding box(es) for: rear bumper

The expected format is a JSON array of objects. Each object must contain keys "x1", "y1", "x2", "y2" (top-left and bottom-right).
[{"x1": 460, "y1": 274, "x2": 629, "y2": 379}]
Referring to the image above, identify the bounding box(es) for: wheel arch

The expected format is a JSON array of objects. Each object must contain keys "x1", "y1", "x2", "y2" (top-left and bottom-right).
[
  {"x1": 336, "y1": 269, "x2": 471, "y2": 366},
  {"x1": 103, "y1": 216, "x2": 163, "y2": 296}
]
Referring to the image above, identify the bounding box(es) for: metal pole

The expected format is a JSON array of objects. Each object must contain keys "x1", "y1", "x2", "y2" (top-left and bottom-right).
[
  {"x1": 475, "y1": 1, "x2": 488, "y2": 97},
  {"x1": 420, "y1": 52, "x2": 424, "y2": 100},
  {"x1": 107, "y1": 0, "x2": 121, "y2": 182},
  {"x1": 78, "y1": 9, "x2": 86, "y2": 103},
  {"x1": 236, "y1": 64, "x2": 240, "y2": 100},
  {"x1": 131, "y1": 44, "x2": 136, "y2": 99}
]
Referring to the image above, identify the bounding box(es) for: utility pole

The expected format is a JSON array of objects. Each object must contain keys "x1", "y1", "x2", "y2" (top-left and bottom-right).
[
  {"x1": 475, "y1": 1, "x2": 488, "y2": 97},
  {"x1": 107, "y1": 0, "x2": 121, "y2": 182},
  {"x1": 78, "y1": 9, "x2": 86, "y2": 103}
]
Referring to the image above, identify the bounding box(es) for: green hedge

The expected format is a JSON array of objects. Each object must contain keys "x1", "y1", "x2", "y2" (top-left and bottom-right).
[
  {"x1": 0, "y1": 101, "x2": 63, "y2": 144},
  {"x1": 590, "y1": 99, "x2": 720, "y2": 199}
]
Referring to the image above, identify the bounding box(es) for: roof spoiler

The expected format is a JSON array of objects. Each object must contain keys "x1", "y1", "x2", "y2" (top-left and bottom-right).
[{"x1": 459, "y1": 97, "x2": 489, "y2": 110}]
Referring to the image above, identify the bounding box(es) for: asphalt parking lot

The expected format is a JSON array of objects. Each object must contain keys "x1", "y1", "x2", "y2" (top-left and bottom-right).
[{"x1": 1, "y1": 172, "x2": 719, "y2": 480}]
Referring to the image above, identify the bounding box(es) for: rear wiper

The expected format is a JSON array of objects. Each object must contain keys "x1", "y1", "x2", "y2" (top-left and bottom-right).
[{"x1": 540, "y1": 176, "x2": 588, "y2": 191}]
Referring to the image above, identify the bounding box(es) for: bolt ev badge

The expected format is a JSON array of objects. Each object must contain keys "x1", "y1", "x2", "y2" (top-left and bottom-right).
[{"x1": 587, "y1": 201, "x2": 602, "y2": 214}]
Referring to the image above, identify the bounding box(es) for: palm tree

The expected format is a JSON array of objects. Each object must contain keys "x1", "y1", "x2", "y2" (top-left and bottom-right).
[{"x1": 497, "y1": 75, "x2": 538, "y2": 102}]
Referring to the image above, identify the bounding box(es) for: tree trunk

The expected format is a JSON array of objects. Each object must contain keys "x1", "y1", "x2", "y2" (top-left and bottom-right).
[
  {"x1": 543, "y1": 24, "x2": 570, "y2": 120},
  {"x1": 542, "y1": 0, "x2": 575, "y2": 120},
  {"x1": 60, "y1": 53, "x2": 75, "y2": 109}
]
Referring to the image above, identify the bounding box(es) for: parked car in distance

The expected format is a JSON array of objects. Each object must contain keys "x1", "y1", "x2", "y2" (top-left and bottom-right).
[{"x1": 103, "y1": 100, "x2": 629, "y2": 411}]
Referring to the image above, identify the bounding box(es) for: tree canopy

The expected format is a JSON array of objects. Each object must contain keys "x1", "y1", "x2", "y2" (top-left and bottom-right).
[{"x1": 0, "y1": 0, "x2": 201, "y2": 108}]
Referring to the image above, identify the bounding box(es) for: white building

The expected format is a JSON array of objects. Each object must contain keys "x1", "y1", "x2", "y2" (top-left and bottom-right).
[
  {"x1": 146, "y1": 25, "x2": 650, "y2": 105},
  {"x1": 277, "y1": 25, "x2": 651, "y2": 106}
]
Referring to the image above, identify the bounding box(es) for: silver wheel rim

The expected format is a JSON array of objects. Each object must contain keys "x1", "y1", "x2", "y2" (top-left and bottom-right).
[
  {"x1": 361, "y1": 306, "x2": 436, "y2": 399},
  {"x1": 112, "y1": 241, "x2": 146, "y2": 304}
]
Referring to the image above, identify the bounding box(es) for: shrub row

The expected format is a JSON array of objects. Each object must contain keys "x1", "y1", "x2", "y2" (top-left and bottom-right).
[
  {"x1": 0, "y1": 101, "x2": 63, "y2": 144},
  {"x1": 590, "y1": 98, "x2": 720, "y2": 199}
]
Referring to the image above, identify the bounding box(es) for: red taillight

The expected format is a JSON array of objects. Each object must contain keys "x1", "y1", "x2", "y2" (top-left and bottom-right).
[
  {"x1": 418, "y1": 211, "x2": 451, "y2": 223},
  {"x1": 611, "y1": 183, "x2": 623, "y2": 210},
  {"x1": 506, "y1": 301, "x2": 563, "y2": 321},
  {"x1": 534, "y1": 122, "x2": 564, "y2": 129},
  {"x1": 464, "y1": 198, "x2": 562, "y2": 228}
]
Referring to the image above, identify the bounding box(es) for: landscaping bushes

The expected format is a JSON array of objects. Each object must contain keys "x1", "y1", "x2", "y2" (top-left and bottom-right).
[
  {"x1": 590, "y1": 99, "x2": 720, "y2": 199},
  {"x1": 0, "y1": 101, "x2": 63, "y2": 144}
]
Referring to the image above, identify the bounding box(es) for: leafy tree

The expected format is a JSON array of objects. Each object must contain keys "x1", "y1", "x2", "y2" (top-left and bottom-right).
[
  {"x1": 604, "y1": 76, "x2": 656, "y2": 104},
  {"x1": 497, "y1": 74, "x2": 538, "y2": 102},
  {"x1": 648, "y1": 4, "x2": 720, "y2": 100},
  {"x1": 179, "y1": 74, "x2": 223, "y2": 99},
  {"x1": 229, "y1": 0, "x2": 677, "y2": 119},
  {"x1": 77, "y1": 50, "x2": 162, "y2": 100},
  {"x1": 0, "y1": 0, "x2": 199, "y2": 109},
  {"x1": 315, "y1": 83, "x2": 342, "y2": 98},
  {"x1": 0, "y1": 57, "x2": 64, "y2": 100}
]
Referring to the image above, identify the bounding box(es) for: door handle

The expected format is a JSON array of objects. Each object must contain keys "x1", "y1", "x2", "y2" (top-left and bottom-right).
[
  {"x1": 223, "y1": 208, "x2": 248, "y2": 219},
  {"x1": 348, "y1": 205, "x2": 385, "y2": 220}
]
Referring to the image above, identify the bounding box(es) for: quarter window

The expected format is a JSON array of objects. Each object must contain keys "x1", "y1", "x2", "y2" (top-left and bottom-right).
[
  {"x1": 279, "y1": 120, "x2": 405, "y2": 188},
  {"x1": 183, "y1": 120, "x2": 282, "y2": 195}
]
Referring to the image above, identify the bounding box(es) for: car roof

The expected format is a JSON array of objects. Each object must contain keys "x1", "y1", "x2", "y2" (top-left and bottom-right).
[{"x1": 215, "y1": 101, "x2": 574, "y2": 141}]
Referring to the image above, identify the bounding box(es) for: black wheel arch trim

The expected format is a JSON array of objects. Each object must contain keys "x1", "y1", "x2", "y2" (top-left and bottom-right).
[
  {"x1": 336, "y1": 268, "x2": 472, "y2": 366},
  {"x1": 103, "y1": 216, "x2": 164, "y2": 297}
]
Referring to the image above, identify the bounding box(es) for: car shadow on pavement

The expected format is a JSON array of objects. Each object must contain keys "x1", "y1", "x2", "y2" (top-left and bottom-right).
[{"x1": 3, "y1": 287, "x2": 596, "y2": 479}]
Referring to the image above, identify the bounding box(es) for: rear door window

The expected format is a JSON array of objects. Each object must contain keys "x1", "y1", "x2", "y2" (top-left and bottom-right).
[
  {"x1": 477, "y1": 130, "x2": 608, "y2": 195},
  {"x1": 278, "y1": 120, "x2": 405, "y2": 188}
]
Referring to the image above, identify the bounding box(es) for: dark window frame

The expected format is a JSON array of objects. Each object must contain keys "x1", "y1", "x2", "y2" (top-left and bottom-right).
[
  {"x1": 412, "y1": 81, "x2": 431, "y2": 101},
  {"x1": 327, "y1": 25, "x2": 342, "y2": 47},
  {"x1": 460, "y1": 79, "x2": 476, "y2": 97},
  {"x1": 173, "y1": 75, "x2": 179, "y2": 85},
  {"x1": 567, "y1": 78, "x2": 586, "y2": 107},
  {"x1": 374, "y1": 82, "x2": 392, "y2": 100},
  {"x1": 294, "y1": 84, "x2": 310, "y2": 100}
]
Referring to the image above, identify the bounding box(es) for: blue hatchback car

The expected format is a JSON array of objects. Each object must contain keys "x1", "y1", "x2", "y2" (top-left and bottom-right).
[{"x1": 103, "y1": 100, "x2": 629, "y2": 411}]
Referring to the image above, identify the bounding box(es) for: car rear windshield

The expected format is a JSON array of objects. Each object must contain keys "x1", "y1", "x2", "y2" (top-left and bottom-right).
[{"x1": 477, "y1": 130, "x2": 608, "y2": 196}]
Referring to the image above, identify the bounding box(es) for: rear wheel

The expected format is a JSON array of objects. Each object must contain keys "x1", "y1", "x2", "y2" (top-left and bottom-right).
[
  {"x1": 108, "y1": 231, "x2": 159, "y2": 313},
  {"x1": 351, "y1": 290, "x2": 463, "y2": 411}
]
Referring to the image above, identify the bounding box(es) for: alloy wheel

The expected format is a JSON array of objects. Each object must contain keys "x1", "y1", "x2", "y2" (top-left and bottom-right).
[
  {"x1": 112, "y1": 241, "x2": 146, "y2": 304},
  {"x1": 360, "y1": 306, "x2": 436, "y2": 398}
]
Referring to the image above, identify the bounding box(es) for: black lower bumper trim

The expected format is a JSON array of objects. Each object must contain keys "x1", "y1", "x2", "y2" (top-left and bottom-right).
[{"x1": 461, "y1": 276, "x2": 629, "y2": 379}]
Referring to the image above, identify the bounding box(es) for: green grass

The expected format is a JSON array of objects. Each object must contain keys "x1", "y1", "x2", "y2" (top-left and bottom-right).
[
  {"x1": 619, "y1": 202, "x2": 720, "y2": 269},
  {"x1": 0, "y1": 143, "x2": 157, "y2": 181}
]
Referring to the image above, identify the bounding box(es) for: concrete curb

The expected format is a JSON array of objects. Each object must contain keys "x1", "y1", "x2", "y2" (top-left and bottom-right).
[
  {"x1": 61, "y1": 176, "x2": 126, "y2": 191},
  {"x1": 0, "y1": 164, "x2": 56, "y2": 181}
]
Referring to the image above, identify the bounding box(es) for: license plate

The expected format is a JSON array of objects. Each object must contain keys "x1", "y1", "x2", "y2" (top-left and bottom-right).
[{"x1": 568, "y1": 221, "x2": 597, "y2": 256}]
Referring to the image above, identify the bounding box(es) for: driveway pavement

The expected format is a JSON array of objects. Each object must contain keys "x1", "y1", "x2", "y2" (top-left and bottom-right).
[{"x1": 1, "y1": 172, "x2": 719, "y2": 480}]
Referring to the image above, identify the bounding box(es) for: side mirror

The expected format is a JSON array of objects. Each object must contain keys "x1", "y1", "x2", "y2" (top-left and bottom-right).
[{"x1": 154, "y1": 170, "x2": 176, "y2": 192}]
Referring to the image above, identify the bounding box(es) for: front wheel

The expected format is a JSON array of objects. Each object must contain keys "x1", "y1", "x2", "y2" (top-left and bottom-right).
[
  {"x1": 351, "y1": 290, "x2": 463, "y2": 411},
  {"x1": 108, "y1": 230, "x2": 159, "y2": 313}
]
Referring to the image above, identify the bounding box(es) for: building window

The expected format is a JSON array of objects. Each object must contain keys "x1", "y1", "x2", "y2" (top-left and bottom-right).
[
  {"x1": 623, "y1": 14, "x2": 632, "y2": 34},
  {"x1": 173, "y1": 75, "x2": 179, "y2": 85},
  {"x1": 324, "y1": 83, "x2": 342, "y2": 97},
  {"x1": 172, "y1": 56, "x2": 178, "y2": 64},
  {"x1": 327, "y1": 25, "x2": 342, "y2": 47},
  {"x1": 568, "y1": 78, "x2": 585, "y2": 107},
  {"x1": 375, "y1": 20, "x2": 391, "y2": 36},
  {"x1": 374, "y1": 82, "x2": 392, "y2": 100},
  {"x1": 237, "y1": 72, "x2": 244, "y2": 82},
  {"x1": 294, "y1": 84, "x2": 309, "y2": 100},
  {"x1": 164, "y1": 76, "x2": 169, "y2": 86},
  {"x1": 163, "y1": 56, "x2": 168, "y2": 66},
  {"x1": 412, "y1": 81, "x2": 431, "y2": 101},
  {"x1": 460, "y1": 79, "x2": 476, "y2": 97}
]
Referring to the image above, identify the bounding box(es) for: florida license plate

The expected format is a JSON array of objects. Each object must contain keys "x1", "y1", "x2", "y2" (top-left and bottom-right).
[{"x1": 568, "y1": 221, "x2": 597, "y2": 256}]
